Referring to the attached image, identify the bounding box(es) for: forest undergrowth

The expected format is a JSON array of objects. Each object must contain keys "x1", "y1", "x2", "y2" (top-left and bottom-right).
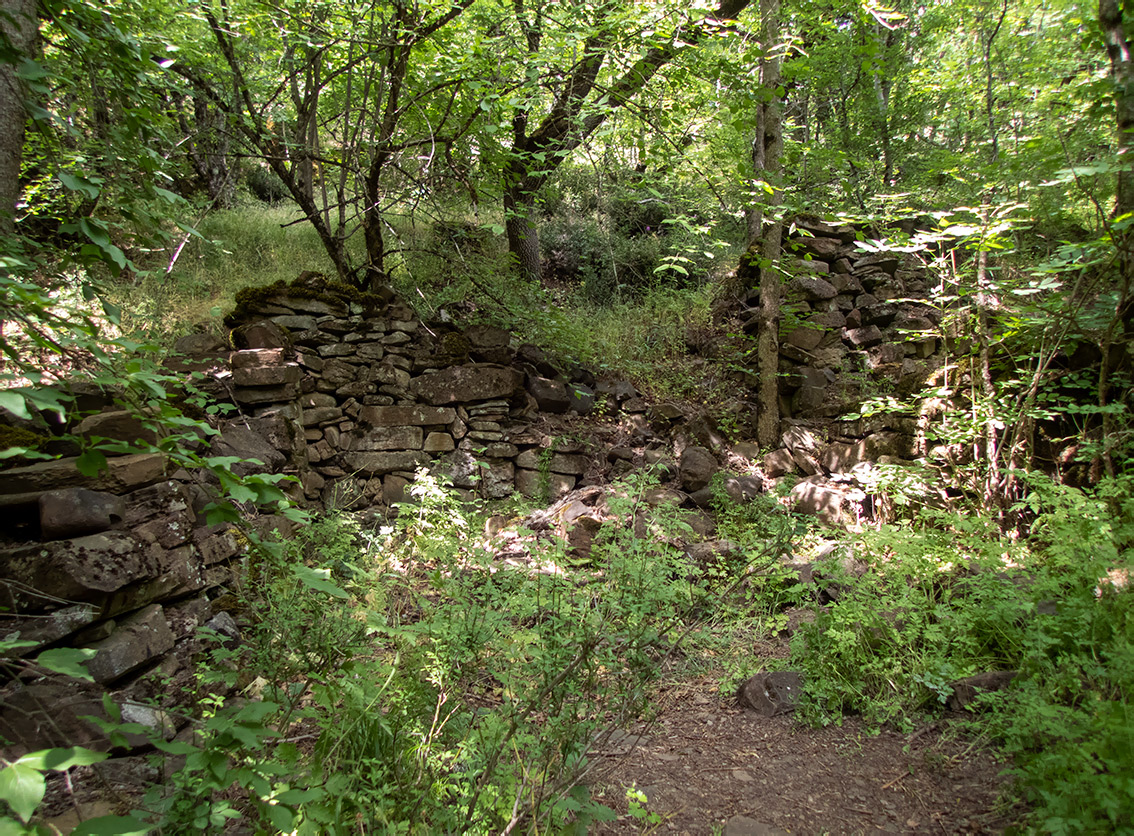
[
  {"x1": 2, "y1": 201, "x2": 1130, "y2": 834},
  {"x1": 10, "y1": 467, "x2": 1129, "y2": 834}
]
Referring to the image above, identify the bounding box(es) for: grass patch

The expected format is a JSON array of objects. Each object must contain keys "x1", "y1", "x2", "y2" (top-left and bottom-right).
[{"x1": 112, "y1": 203, "x2": 346, "y2": 338}]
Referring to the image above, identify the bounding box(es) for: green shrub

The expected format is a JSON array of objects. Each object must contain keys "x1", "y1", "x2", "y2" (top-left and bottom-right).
[{"x1": 787, "y1": 473, "x2": 1134, "y2": 831}]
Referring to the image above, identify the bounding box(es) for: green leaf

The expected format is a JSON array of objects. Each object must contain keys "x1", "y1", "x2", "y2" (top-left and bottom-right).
[
  {"x1": 263, "y1": 803, "x2": 294, "y2": 831},
  {"x1": 0, "y1": 763, "x2": 45, "y2": 823},
  {"x1": 0, "y1": 815, "x2": 29, "y2": 836},
  {"x1": 75, "y1": 449, "x2": 108, "y2": 478},
  {"x1": 151, "y1": 739, "x2": 199, "y2": 756},
  {"x1": 0, "y1": 391, "x2": 29, "y2": 420},
  {"x1": 22, "y1": 388, "x2": 69, "y2": 420},
  {"x1": 36, "y1": 648, "x2": 98, "y2": 681},
  {"x1": 78, "y1": 218, "x2": 112, "y2": 249},
  {"x1": 291, "y1": 564, "x2": 348, "y2": 599},
  {"x1": 70, "y1": 815, "x2": 151, "y2": 836},
  {"x1": 152, "y1": 187, "x2": 182, "y2": 204},
  {"x1": 17, "y1": 747, "x2": 107, "y2": 771},
  {"x1": 58, "y1": 172, "x2": 101, "y2": 200}
]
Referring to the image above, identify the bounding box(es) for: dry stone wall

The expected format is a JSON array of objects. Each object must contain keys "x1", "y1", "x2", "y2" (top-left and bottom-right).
[
  {"x1": 0, "y1": 221, "x2": 948, "y2": 757},
  {"x1": 205, "y1": 274, "x2": 608, "y2": 509}
]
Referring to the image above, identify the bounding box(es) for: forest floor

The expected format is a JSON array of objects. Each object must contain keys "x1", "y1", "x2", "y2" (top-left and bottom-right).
[{"x1": 585, "y1": 654, "x2": 1025, "y2": 835}]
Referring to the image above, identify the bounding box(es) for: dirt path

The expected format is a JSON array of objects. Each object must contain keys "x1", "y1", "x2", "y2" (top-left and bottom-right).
[{"x1": 586, "y1": 677, "x2": 1023, "y2": 835}]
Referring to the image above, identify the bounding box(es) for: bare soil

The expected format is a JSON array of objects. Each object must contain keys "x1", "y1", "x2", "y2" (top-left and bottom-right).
[{"x1": 586, "y1": 676, "x2": 1024, "y2": 836}]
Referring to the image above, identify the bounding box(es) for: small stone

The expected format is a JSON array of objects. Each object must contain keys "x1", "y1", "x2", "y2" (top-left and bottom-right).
[
  {"x1": 359, "y1": 405, "x2": 457, "y2": 426},
  {"x1": 844, "y1": 325, "x2": 884, "y2": 347},
  {"x1": 736, "y1": 671, "x2": 804, "y2": 717},
  {"x1": 527, "y1": 376, "x2": 571, "y2": 413},
  {"x1": 762, "y1": 448, "x2": 796, "y2": 478},
  {"x1": 549, "y1": 453, "x2": 588, "y2": 475},
  {"x1": 270, "y1": 314, "x2": 319, "y2": 331},
  {"x1": 423, "y1": 432, "x2": 456, "y2": 453},
  {"x1": 232, "y1": 363, "x2": 301, "y2": 387},
  {"x1": 85, "y1": 604, "x2": 176, "y2": 684},
  {"x1": 348, "y1": 426, "x2": 423, "y2": 451},
  {"x1": 679, "y1": 446, "x2": 717, "y2": 492},
  {"x1": 39, "y1": 488, "x2": 126, "y2": 540}
]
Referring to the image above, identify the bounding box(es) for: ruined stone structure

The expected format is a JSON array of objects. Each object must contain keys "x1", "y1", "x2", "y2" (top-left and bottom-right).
[{"x1": 0, "y1": 219, "x2": 945, "y2": 756}]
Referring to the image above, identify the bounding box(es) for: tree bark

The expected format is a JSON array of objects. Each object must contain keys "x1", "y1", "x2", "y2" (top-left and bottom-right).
[
  {"x1": 1099, "y1": 0, "x2": 1134, "y2": 477},
  {"x1": 1102, "y1": 0, "x2": 1134, "y2": 219},
  {"x1": 743, "y1": 0, "x2": 784, "y2": 450},
  {"x1": 0, "y1": 0, "x2": 37, "y2": 237}
]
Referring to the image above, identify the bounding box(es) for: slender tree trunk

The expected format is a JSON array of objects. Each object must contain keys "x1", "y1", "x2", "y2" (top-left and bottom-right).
[
  {"x1": 0, "y1": 0, "x2": 36, "y2": 237},
  {"x1": 1101, "y1": 0, "x2": 1134, "y2": 221},
  {"x1": 983, "y1": 0, "x2": 1008, "y2": 164},
  {"x1": 975, "y1": 203, "x2": 1001, "y2": 505},
  {"x1": 1098, "y1": 0, "x2": 1134, "y2": 477},
  {"x1": 743, "y1": 0, "x2": 784, "y2": 449}
]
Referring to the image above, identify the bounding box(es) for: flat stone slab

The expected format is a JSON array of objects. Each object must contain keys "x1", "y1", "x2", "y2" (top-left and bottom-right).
[
  {"x1": 0, "y1": 453, "x2": 166, "y2": 496},
  {"x1": 359, "y1": 405, "x2": 457, "y2": 426},
  {"x1": 411, "y1": 364, "x2": 523, "y2": 405},
  {"x1": 0, "y1": 531, "x2": 166, "y2": 611},
  {"x1": 86, "y1": 603, "x2": 175, "y2": 684},
  {"x1": 339, "y1": 451, "x2": 429, "y2": 475}
]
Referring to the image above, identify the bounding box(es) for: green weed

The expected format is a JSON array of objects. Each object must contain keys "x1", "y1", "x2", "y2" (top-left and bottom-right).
[{"x1": 787, "y1": 472, "x2": 1134, "y2": 831}]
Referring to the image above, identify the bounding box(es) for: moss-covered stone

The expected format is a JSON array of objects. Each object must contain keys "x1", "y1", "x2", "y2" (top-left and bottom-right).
[
  {"x1": 0, "y1": 424, "x2": 51, "y2": 469},
  {"x1": 436, "y1": 331, "x2": 471, "y2": 366}
]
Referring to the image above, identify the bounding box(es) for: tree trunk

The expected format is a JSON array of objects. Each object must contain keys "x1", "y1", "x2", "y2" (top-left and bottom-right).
[
  {"x1": 502, "y1": 0, "x2": 753, "y2": 279},
  {"x1": 504, "y1": 160, "x2": 543, "y2": 282},
  {"x1": 744, "y1": 0, "x2": 784, "y2": 450},
  {"x1": 1099, "y1": 0, "x2": 1134, "y2": 477},
  {"x1": 0, "y1": 0, "x2": 36, "y2": 237}
]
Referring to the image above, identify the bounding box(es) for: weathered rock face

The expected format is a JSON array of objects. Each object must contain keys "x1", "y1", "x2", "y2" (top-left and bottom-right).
[
  {"x1": 679, "y1": 446, "x2": 718, "y2": 492},
  {"x1": 738, "y1": 221, "x2": 943, "y2": 426},
  {"x1": 412, "y1": 364, "x2": 523, "y2": 405},
  {"x1": 0, "y1": 531, "x2": 169, "y2": 610}
]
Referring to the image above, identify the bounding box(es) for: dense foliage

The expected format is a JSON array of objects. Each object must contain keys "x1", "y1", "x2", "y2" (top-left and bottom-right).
[{"x1": 1, "y1": 0, "x2": 1133, "y2": 832}]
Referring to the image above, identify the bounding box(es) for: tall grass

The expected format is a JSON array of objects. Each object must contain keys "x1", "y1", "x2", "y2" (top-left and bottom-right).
[{"x1": 112, "y1": 203, "x2": 343, "y2": 338}]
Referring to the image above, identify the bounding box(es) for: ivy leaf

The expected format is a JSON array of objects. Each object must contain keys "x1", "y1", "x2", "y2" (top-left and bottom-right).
[
  {"x1": 0, "y1": 763, "x2": 45, "y2": 823},
  {"x1": 76, "y1": 449, "x2": 108, "y2": 478},
  {"x1": 36, "y1": 648, "x2": 98, "y2": 682}
]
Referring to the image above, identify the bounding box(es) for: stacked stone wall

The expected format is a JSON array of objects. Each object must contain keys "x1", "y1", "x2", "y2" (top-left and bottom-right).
[{"x1": 0, "y1": 220, "x2": 948, "y2": 756}]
